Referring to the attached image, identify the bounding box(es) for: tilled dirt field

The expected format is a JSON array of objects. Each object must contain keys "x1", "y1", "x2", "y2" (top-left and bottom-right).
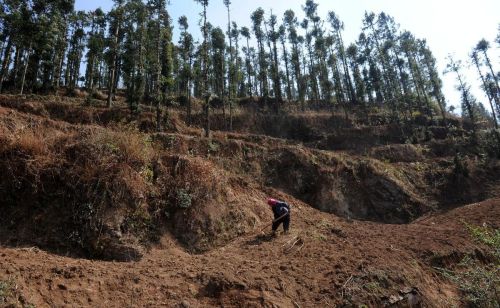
[{"x1": 1, "y1": 199, "x2": 498, "y2": 307}]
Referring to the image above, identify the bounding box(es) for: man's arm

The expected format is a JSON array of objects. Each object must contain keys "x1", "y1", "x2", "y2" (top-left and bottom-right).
[
  {"x1": 277, "y1": 201, "x2": 290, "y2": 211},
  {"x1": 279, "y1": 204, "x2": 290, "y2": 216}
]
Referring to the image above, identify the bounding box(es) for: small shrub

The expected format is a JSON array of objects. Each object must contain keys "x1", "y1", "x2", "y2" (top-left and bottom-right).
[
  {"x1": 0, "y1": 280, "x2": 11, "y2": 303},
  {"x1": 0, "y1": 279, "x2": 36, "y2": 307},
  {"x1": 176, "y1": 189, "x2": 193, "y2": 209},
  {"x1": 452, "y1": 152, "x2": 469, "y2": 179},
  {"x1": 478, "y1": 129, "x2": 500, "y2": 159},
  {"x1": 141, "y1": 164, "x2": 154, "y2": 183},
  {"x1": 208, "y1": 141, "x2": 220, "y2": 153}
]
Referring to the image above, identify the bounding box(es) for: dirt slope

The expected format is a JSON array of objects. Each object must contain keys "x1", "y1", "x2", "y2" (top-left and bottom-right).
[
  {"x1": 0, "y1": 198, "x2": 498, "y2": 307},
  {"x1": 0, "y1": 96, "x2": 499, "y2": 307}
]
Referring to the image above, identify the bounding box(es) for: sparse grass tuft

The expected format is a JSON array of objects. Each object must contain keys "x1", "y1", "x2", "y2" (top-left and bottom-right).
[
  {"x1": 0, "y1": 278, "x2": 34, "y2": 307},
  {"x1": 466, "y1": 223, "x2": 500, "y2": 259},
  {"x1": 0, "y1": 279, "x2": 13, "y2": 303},
  {"x1": 438, "y1": 224, "x2": 499, "y2": 307}
]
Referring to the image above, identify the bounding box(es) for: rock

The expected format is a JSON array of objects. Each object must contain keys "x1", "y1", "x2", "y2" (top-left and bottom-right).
[
  {"x1": 388, "y1": 294, "x2": 403, "y2": 304},
  {"x1": 57, "y1": 284, "x2": 68, "y2": 290},
  {"x1": 400, "y1": 286, "x2": 417, "y2": 294},
  {"x1": 98, "y1": 239, "x2": 144, "y2": 262},
  {"x1": 331, "y1": 227, "x2": 347, "y2": 238}
]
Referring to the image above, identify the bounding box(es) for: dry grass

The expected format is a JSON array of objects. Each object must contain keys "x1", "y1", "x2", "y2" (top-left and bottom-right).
[
  {"x1": 69, "y1": 88, "x2": 88, "y2": 98},
  {"x1": 13, "y1": 130, "x2": 49, "y2": 156},
  {"x1": 93, "y1": 90, "x2": 108, "y2": 101},
  {"x1": 88, "y1": 129, "x2": 153, "y2": 166}
]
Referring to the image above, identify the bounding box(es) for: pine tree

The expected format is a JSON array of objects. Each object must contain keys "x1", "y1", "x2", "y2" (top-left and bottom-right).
[
  {"x1": 301, "y1": 19, "x2": 319, "y2": 102},
  {"x1": 328, "y1": 11, "x2": 355, "y2": 103},
  {"x1": 400, "y1": 32, "x2": 430, "y2": 116},
  {"x1": 303, "y1": 1, "x2": 324, "y2": 102},
  {"x1": 278, "y1": 24, "x2": 293, "y2": 101},
  {"x1": 471, "y1": 50, "x2": 498, "y2": 128},
  {"x1": 210, "y1": 27, "x2": 226, "y2": 101},
  {"x1": 149, "y1": 0, "x2": 172, "y2": 131},
  {"x1": 418, "y1": 39, "x2": 447, "y2": 121},
  {"x1": 357, "y1": 32, "x2": 382, "y2": 103},
  {"x1": 497, "y1": 24, "x2": 500, "y2": 46},
  {"x1": 178, "y1": 15, "x2": 194, "y2": 124},
  {"x1": 251, "y1": 8, "x2": 269, "y2": 98},
  {"x1": 230, "y1": 22, "x2": 242, "y2": 98},
  {"x1": 346, "y1": 44, "x2": 367, "y2": 105},
  {"x1": 444, "y1": 55, "x2": 479, "y2": 131},
  {"x1": 106, "y1": 0, "x2": 125, "y2": 107},
  {"x1": 194, "y1": 0, "x2": 210, "y2": 138},
  {"x1": 85, "y1": 8, "x2": 106, "y2": 93},
  {"x1": 267, "y1": 12, "x2": 282, "y2": 108},
  {"x1": 476, "y1": 39, "x2": 500, "y2": 112},
  {"x1": 223, "y1": 0, "x2": 234, "y2": 130},
  {"x1": 363, "y1": 12, "x2": 394, "y2": 105},
  {"x1": 325, "y1": 34, "x2": 346, "y2": 107},
  {"x1": 240, "y1": 26, "x2": 253, "y2": 96},
  {"x1": 0, "y1": 1, "x2": 20, "y2": 93},
  {"x1": 284, "y1": 9, "x2": 305, "y2": 106},
  {"x1": 65, "y1": 11, "x2": 88, "y2": 91}
]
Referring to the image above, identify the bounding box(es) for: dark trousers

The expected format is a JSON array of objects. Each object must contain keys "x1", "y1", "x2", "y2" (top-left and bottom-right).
[{"x1": 272, "y1": 214, "x2": 290, "y2": 232}]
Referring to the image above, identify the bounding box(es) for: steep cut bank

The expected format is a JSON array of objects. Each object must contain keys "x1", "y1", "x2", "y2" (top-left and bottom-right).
[{"x1": 0, "y1": 106, "x2": 271, "y2": 259}]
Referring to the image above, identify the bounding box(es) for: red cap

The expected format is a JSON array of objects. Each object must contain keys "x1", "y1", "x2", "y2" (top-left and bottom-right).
[{"x1": 267, "y1": 198, "x2": 278, "y2": 206}]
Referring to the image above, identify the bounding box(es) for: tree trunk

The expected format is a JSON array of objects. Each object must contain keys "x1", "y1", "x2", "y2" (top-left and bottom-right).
[
  {"x1": 20, "y1": 44, "x2": 32, "y2": 95},
  {"x1": 0, "y1": 37, "x2": 12, "y2": 93},
  {"x1": 245, "y1": 37, "x2": 252, "y2": 97},
  {"x1": 155, "y1": 4, "x2": 163, "y2": 132},
  {"x1": 107, "y1": 16, "x2": 121, "y2": 108},
  {"x1": 10, "y1": 46, "x2": 21, "y2": 88},
  {"x1": 483, "y1": 50, "x2": 500, "y2": 104},
  {"x1": 271, "y1": 39, "x2": 282, "y2": 105},
  {"x1": 226, "y1": 5, "x2": 233, "y2": 131},
  {"x1": 473, "y1": 53, "x2": 498, "y2": 128},
  {"x1": 202, "y1": 4, "x2": 210, "y2": 138},
  {"x1": 281, "y1": 40, "x2": 292, "y2": 101},
  {"x1": 481, "y1": 51, "x2": 500, "y2": 110}
]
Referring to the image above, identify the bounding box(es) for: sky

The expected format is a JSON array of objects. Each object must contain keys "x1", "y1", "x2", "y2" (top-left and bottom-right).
[{"x1": 75, "y1": 0, "x2": 500, "y2": 113}]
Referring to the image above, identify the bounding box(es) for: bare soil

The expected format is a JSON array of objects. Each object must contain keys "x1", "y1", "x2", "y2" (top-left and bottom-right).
[
  {"x1": 1, "y1": 199, "x2": 498, "y2": 307},
  {"x1": 0, "y1": 95, "x2": 499, "y2": 307}
]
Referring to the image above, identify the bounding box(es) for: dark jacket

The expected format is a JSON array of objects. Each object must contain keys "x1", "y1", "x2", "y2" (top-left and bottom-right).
[{"x1": 272, "y1": 201, "x2": 290, "y2": 219}]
